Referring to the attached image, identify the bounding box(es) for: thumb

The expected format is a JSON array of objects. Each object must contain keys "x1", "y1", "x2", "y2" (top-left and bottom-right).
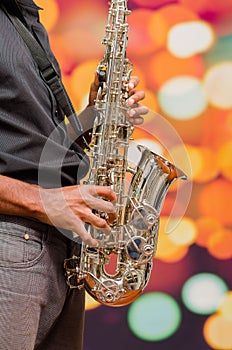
[{"x1": 88, "y1": 72, "x2": 100, "y2": 106}]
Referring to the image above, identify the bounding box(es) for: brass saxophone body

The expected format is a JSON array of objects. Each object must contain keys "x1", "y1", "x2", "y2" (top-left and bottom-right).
[{"x1": 66, "y1": 0, "x2": 186, "y2": 306}]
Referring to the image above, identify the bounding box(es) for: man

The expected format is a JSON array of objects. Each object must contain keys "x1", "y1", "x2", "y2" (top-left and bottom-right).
[{"x1": 0, "y1": 0, "x2": 148, "y2": 349}]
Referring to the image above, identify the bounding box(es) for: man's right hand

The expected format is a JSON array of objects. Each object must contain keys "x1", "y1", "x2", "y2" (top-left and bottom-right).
[
  {"x1": 38, "y1": 184, "x2": 117, "y2": 247},
  {"x1": 0, "y1": 175, "x2": 116, "y2": 247}
]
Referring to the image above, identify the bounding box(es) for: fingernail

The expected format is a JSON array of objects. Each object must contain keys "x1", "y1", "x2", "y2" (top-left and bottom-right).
[
  {"x1": 128, "y1": 98, "x2": 134, "y2": 106},
  {"x1": 129, "y1": 82, "x2": 134, "y2": 89},
  {"x1": 129, "y1": 109, "x2": 136, "y2": 117}
]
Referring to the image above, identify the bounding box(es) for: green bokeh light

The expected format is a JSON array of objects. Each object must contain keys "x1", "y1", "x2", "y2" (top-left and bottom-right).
[
  {"x1": 203, "y1": 34, "x2": 232, "y2": 68},
  {"x1": 181, "y1": 273, "x2": 229, "y2": 315},
  {"x1": 127, "y1": 292, "x2": 182, "y2": 342}
]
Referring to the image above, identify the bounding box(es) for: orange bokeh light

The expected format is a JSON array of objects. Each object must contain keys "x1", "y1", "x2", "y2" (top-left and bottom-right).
[
  {"x1": 50, "y1": 1, "x2": 107, "y2": 63},
  {"x1": 127, "y1": 9, "x2": 157, "y2": 56},
  {"x1": 194, "y1": 147, "x2": 219, "y2": 183},
  {"x1": 201, "y1": 107, "x2": 231, "y2": 150},
  {"x1": 218, "y1": 292, "x2": 232, "y2": 321},
  {"x1": 141, "y1": 89, "x2": 159, "y2": 113},
  {"x1": 158, "y1": 4, "x2": 199, "y2": 27},
  {"x1": 203, "y1": 313, "x2": 232, "y2": 350},
  {"x1": 195, "y1": 217, "x2": 222, "y2": 248},
  {"x1": 146, "y1": 50, "x2": 205, "y2": 89},
  {"x1": 36, "y1": 0, "x2": 59, "y2": 32},
  {"x1": 216, "y1": 140, "x2": 232, "y2": 181},
  {"x1": 148, "y1": 5, "x2": 198, "y2": 54},
  {"x1": 207, "y1": 228, "x2": 232, "y2": 260},
  {"x1": 198, "y1": 179, "x2": 232, "y2": 226}
]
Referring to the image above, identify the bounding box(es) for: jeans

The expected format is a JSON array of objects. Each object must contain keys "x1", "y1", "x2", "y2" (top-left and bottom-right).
[{"x1": 0, "y1": 214, "x2": 85, "y2": 350}]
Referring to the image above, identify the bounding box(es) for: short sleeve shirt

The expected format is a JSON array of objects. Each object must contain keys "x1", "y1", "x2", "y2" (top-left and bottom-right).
[{"x1": 0, "y1": 0, "x2": 89, "y2": 188}]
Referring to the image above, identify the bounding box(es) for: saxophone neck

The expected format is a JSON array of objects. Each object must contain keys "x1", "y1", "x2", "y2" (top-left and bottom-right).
[{"x1": 95, "y1": 0, "x2": 132, "y2": 108}]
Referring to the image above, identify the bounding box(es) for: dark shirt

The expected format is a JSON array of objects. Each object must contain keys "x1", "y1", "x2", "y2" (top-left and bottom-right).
[{"x1": 0, "y1": 0, "x2": 89, "y2": 188}]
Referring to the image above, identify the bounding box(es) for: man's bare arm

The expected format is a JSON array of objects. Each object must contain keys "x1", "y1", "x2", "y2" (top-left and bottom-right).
[
  {"x1": 0, "y1": 175, "x2": 116, "y2": 246},
  {"x1": 0, "y1": 175, "x2": 41, "y2": 219}
]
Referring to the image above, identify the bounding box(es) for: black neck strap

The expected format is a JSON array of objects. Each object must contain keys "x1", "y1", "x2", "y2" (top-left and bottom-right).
[{"x1": 0, "y1": 0, "x2": 89, "y2": 149}]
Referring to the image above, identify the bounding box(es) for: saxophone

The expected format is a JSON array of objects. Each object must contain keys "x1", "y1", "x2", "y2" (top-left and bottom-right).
[{"x1": 64, "y1": 0, "x2": 187, "y2": 306}]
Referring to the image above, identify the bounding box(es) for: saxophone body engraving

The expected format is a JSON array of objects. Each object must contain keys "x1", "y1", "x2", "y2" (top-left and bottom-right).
[{"x1": 65, "y1": 0, "x2": 187, "y2": 306}]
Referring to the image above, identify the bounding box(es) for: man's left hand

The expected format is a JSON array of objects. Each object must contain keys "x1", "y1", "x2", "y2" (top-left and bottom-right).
[{"x1": 88, "y1": 74, "x2": 148, "y2": 125}]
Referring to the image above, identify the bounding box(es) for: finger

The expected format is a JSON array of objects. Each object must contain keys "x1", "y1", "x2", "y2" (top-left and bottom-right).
[
  {"x1": 128, "y1": 115, "x2": 144, "y2": 125},
  {"x1": 89, "y1": 197, "x2": 116, "y2": 214},
  {"x1": 85, "y1": 212, "x2": 112, "y2": 233},
  {"x1": 93, "y1": 72, "x2": 100, "y2": 89},
  {"x1": 128, "y1": 90, "x2": 146, "y2": 106},
  {"x1": 89, "y1": 185, "x2": 117, "y2": 204},
  {"x1": 129, "y1": 104, "x2": 149, "y2": 117},
  {"x1": 88, "y1": 73, "x2": 100, "y2": 106},
  {"x1": 73, "y1": 222, "x2": 99, "y2": 247},
  {"x1": 128, "y1": 76, "x2": 140, "y2": 90}
]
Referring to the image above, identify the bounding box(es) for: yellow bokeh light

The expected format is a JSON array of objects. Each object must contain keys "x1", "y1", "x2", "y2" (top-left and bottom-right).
[
  {"x1": 216, "y1": 140, "x2": 232, "y2": 181},
  {"x1": 35, "y1": 0, "x2": 59, "y2": 32},
  {"x1": 218, "y1": 291, "x2": 232, "y2": 321},
  {"x1": 194, "y1": 147, "x2": 219, "y2": 183},
  {"x1": 156, "y1": 217, "x2": 190, "y2": 262},
  {"x1": 168, "y1": 21, "x2": 215, "y2": 58},
  {"x1": 203, "y1": 313, "x2": 232, "y2": 350},
  {"x1": 203, "y1": 62, "x2": 232, "y2": 109},
  {"x1": 168, "y1": 217, "x2": 197, "y2": 246},
  {"x1": 158, "y1": 245, "x2": 189, "y2": 263},
  {"x1": 148, "y1": 11, "x2": 169, "y2": 50},
  {"x1": 69, "y1": 60, "x2": 99, "y2": 104},
  {"x1": 85, "y1": 292, "x2": 100, "y2": 311}
]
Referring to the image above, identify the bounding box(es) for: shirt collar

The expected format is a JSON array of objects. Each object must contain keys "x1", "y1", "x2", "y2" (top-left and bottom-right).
[{"x1": 17, "y1": 0, "x2": 42, "y2": 10}]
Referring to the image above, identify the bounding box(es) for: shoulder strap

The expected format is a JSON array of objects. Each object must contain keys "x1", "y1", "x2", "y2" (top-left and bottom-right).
[{"x1": 0, "y1": 0, "x2": 89, "y2": 149}]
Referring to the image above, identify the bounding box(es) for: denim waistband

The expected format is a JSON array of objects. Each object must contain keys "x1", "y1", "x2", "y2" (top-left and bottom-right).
[
  {"x1": 0, "y1": 214, "x2": 70, "y2": 244},
  {"x1": 0, "y1": 214, "x2": 82, "y2": 249}
]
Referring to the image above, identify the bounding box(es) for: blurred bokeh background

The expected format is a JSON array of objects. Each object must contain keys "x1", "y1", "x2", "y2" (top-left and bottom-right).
[{"x1": 35, "y1": 0, "x2": 232, "y2": 349}]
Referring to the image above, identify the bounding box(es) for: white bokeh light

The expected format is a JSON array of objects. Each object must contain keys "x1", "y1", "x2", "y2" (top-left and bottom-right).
[
  {"x1": 182, "y1": 273, "x2": 229, "y2": 315},
  {"x1": 203, "y1": 62, "x2": 232, "y2": 109},
  {"x1": 168, "y1": 21, "x2": 215, "y2": 58},
  {"x1": 158, "y1": 76, "x2": 208, "y2": 120}
]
